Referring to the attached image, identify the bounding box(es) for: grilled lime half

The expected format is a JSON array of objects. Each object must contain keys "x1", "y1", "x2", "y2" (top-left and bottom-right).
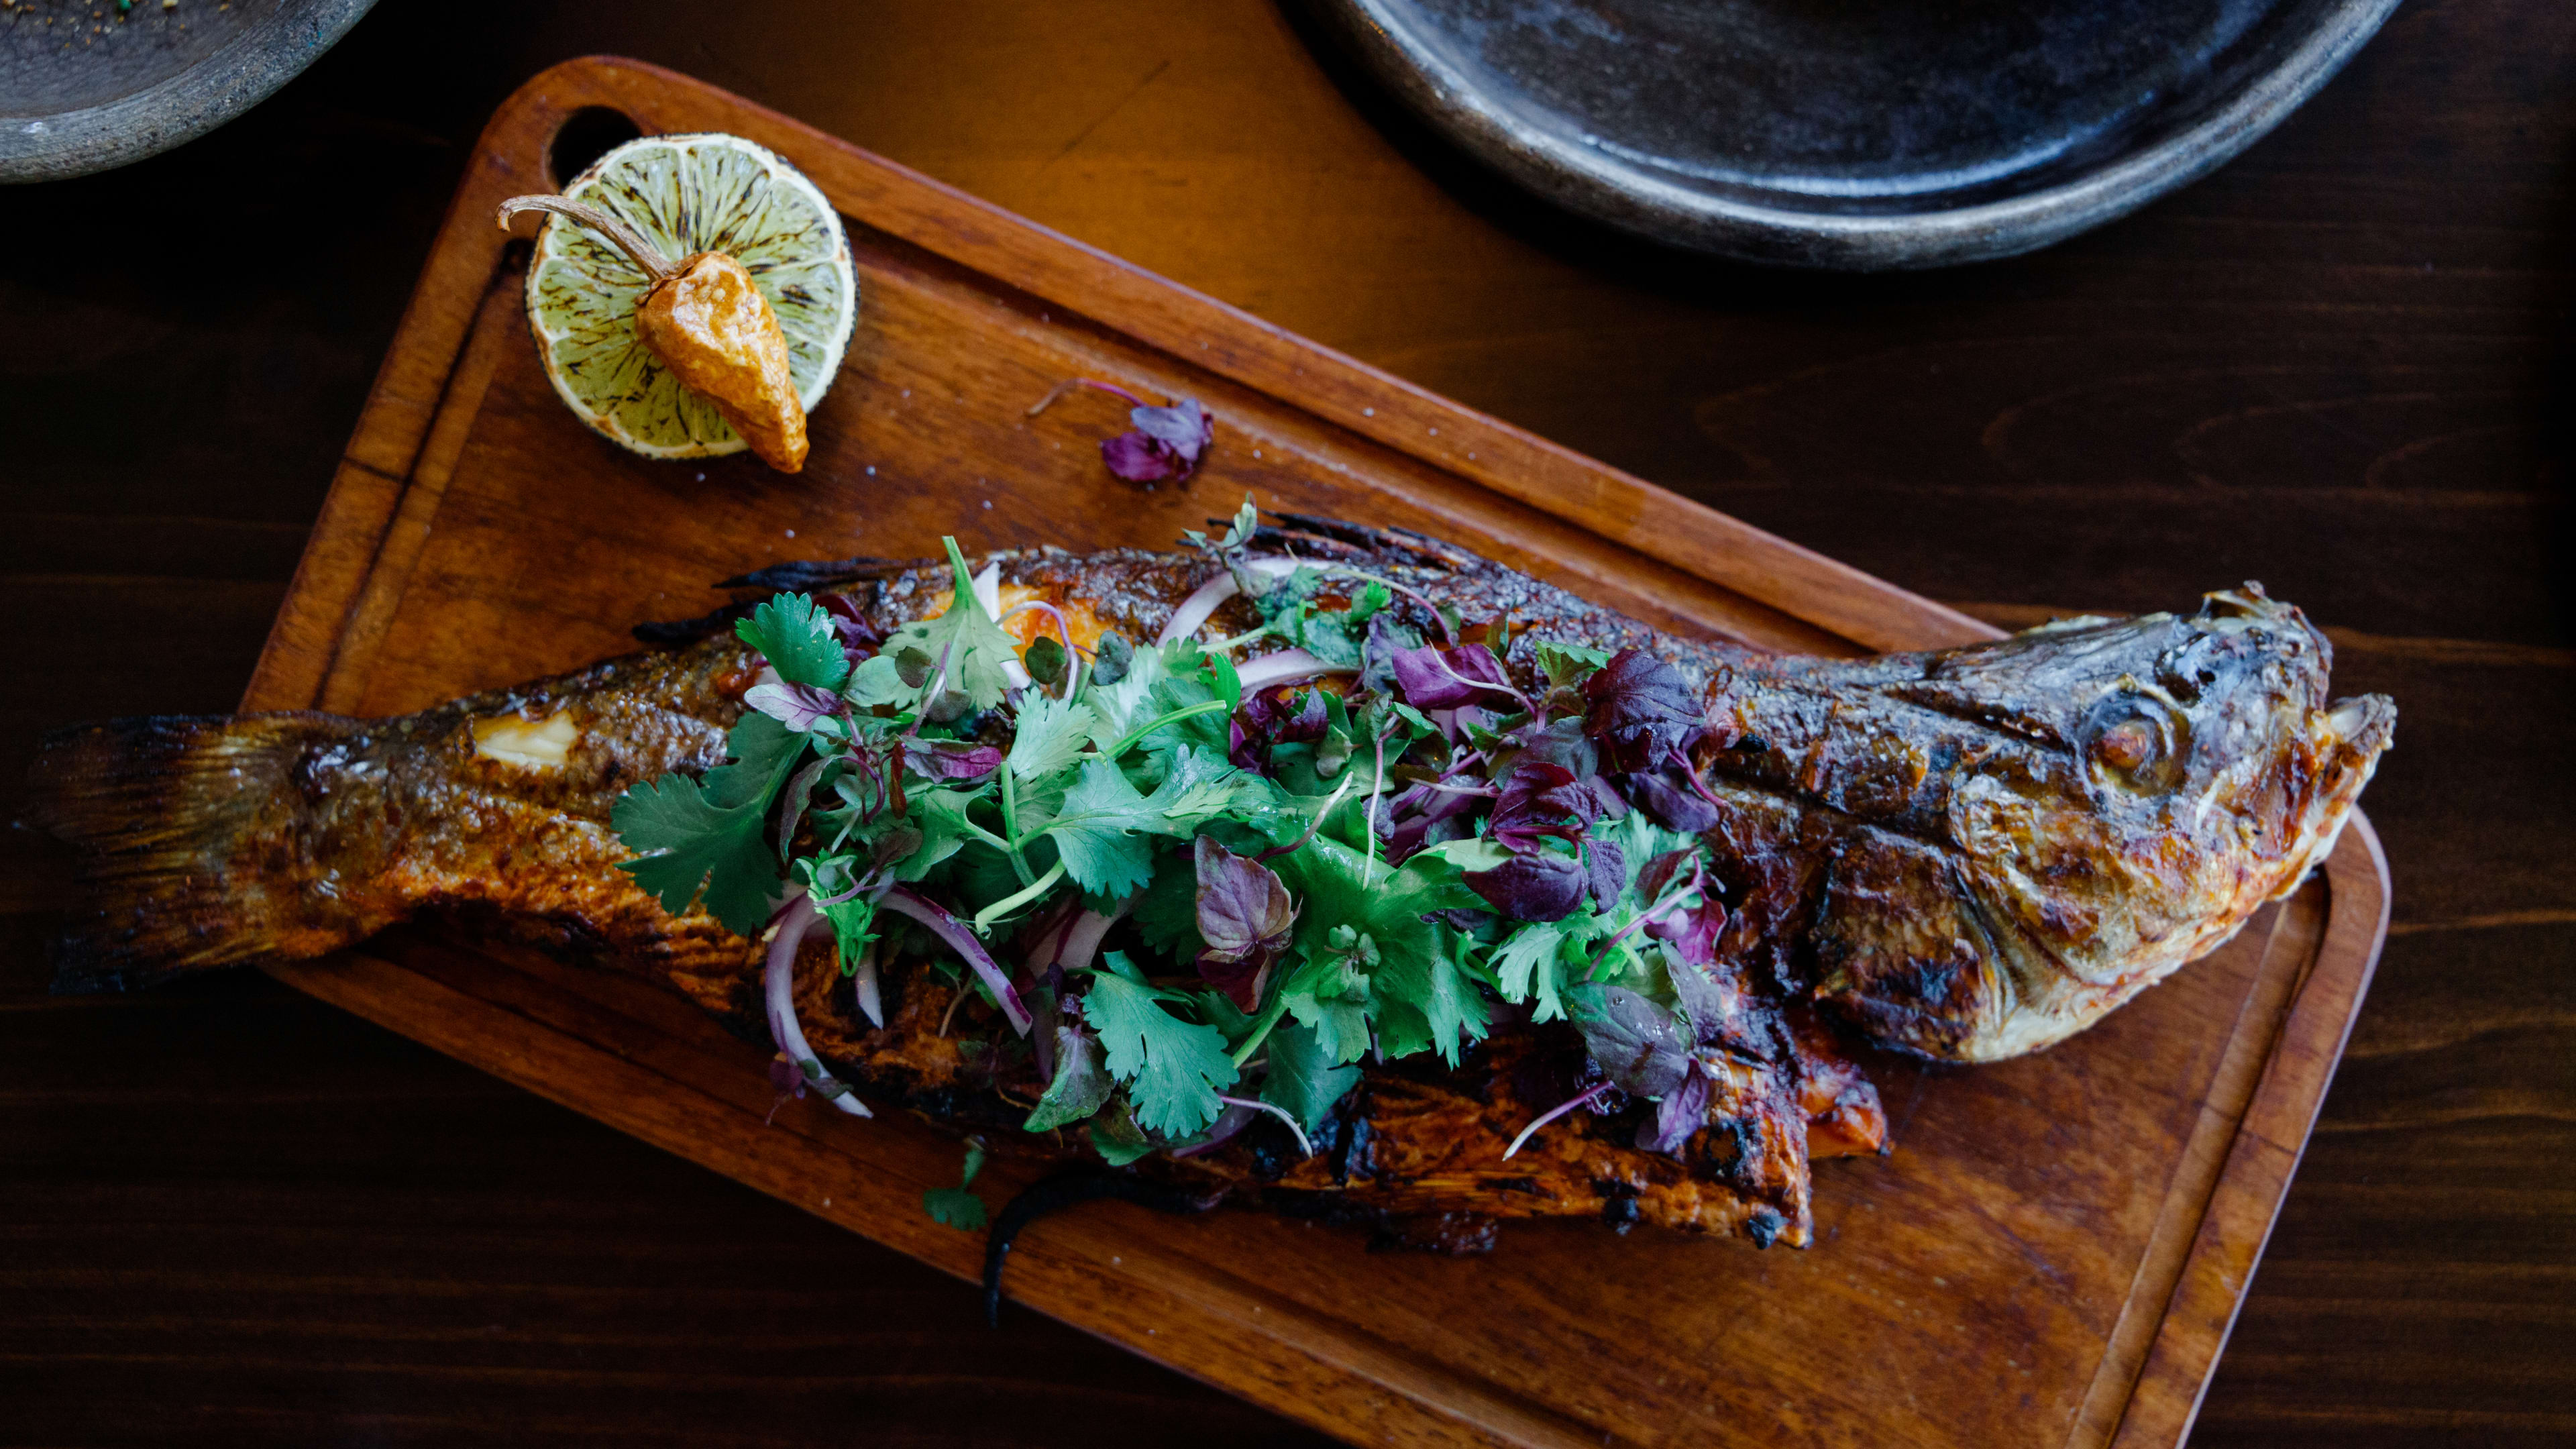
[{"x1": 525, "y1": 132, "x2": 859, "y2": 461}]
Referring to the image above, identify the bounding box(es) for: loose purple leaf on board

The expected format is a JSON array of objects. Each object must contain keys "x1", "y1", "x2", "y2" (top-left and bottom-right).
[{"x1": 1102, "y1": 397, "x2": 1216, "y2": 482}]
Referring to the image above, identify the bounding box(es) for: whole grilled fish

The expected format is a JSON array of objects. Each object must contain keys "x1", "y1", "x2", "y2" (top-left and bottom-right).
[{"x1": 28, "y1": 517, "x2": 2392, "y2": 1251}]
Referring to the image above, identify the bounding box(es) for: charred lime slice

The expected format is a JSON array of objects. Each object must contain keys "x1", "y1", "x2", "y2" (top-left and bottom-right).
[{"x1": 523, "y1": 132, "x2": 858, "y2": 461}]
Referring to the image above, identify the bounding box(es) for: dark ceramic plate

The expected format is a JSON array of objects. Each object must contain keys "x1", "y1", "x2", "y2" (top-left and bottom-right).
[
  {"x1": 1308, "y1": 0, "x2": 2398, "y2": 269},
  {"x1": 1, "y1": 0, "x2": 376, "y2": 182}
]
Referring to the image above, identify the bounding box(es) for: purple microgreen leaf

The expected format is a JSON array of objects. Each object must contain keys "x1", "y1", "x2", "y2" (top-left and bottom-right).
[
  {"x1": 1023, "y1": 1022, "x2": 1114, "y2": 1132},
  {"x1": 1193, "y1": 835, "x2": 1297, "y2": 1010},
  {"x1": 1581, "y1": 649, "x2": 1702, "y2": 774},
  {"x1": 818, "y1": 592, "x2": 883, "y2": 655},
  {"x1": 1644, "y1": 891, "x2": 1727, "y2": 969},
  {"x1": 1487, "y1": 759, "x2": 1607, "y2": 854},
  {"x1": 1582, "y1": 837, "x2": 1625, "y2": 914},
  {"x1": 1102, "y1": 429, "x2": 1180, "y2": 482},
  {"x1": 1636, "y1": 1065, "x2": 1713, "y2": 1156},
  {"x1": 1463, "y1": 849, "x2": 1590, "y2": 923},
  {"x1": 1664, "y1": 953, "x2": 1741, "y2": 1045},
  {"x1": 1618, "y1": 763, "x2": 1721, "y2": 833},
  {"x1": 1389, "y1": 642, "x2": 1517, "y2": 710},
  {"x1": 1096, "y1": 395, "x2": 1216, "y2": 483},
  {"x1": 1228, "y1": 683, "x2": 1330, "y2": 771},
  {"x1": 745, "y1": 679, "x2": 842, "y2": 733},
  {"x1": 1565, "y1": 982, "x2": 1692, "y2": 1097},
  {"x1": 1360, "y1": 612, "x2": 1426, "y2": 696},
  {"x1": 1130, "y1": 398, "x2": 1213, "y2": 461},
  {"x1": 904, "y1": 737, "x2": 1004, "y2": 782},
  {"x1": 768, "y1": 1053, "x2": 806, "y2": 1099},
  {"x1": 1380, "y1": 777, "x2": 1486, "y2": 863}
]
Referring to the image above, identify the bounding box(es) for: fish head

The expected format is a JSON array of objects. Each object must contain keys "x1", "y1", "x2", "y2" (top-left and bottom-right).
[{"x1": 1773, "y1": 585, "x2": 2394, "y2": 1061}]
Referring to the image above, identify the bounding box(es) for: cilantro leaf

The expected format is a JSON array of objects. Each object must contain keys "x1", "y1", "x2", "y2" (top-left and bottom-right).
[
  {"x1": 612, "y1": 712, "x2": 806, "y2": 934},
  {"x1": 1130, "y1": 849, "x2": 1206, "y2": 963},
  {"x1": 1284, "y1": 987, "x2": 1371, "y2": 1065},
  {"x1": 614, "y1": 779, "x2": 781, "y2": 932},
  {"x1": 1089, "y1": 1097, "x2": 1155, "y2": 1165},
  {"x1": 1203, "y1": 648, "x2": 1242, "y2": 716},
  {"x1": 1036, "y1": 759, "x2": 1159, "y2": 897},
  {"x1": 884, "y1": 539, "x2": 1023, "y2": 710},
  {"x1": 1081, "y1": 968, "x2": 1237, "y2": 1136},
  {"x1": 737, "y1": 592, "x2": 852, "y2": 691},
  {"x1": 1260, "y1": 1022, "x2": 1360, "y2": 1134},
  {"x1": 922, "y1": 1142, "x2": 988, "y2": 1231},
  {"x1": 1085, "y1": 637, "x2": 1172, "y2": 744},
  {"x1": 895, "y1": 788, "x2": 980, "y2": 881},
  {"x1": 1491, "y1": 920, "x2": 1571, "y2": 1022},
  {"x1": 1534, "y1": 639, "x2": 1611, "y2": 690},
  {"x1": 1006, "y1": 692, "x2": 1095, "y2": 782},
  {"x1": 703, "y1": 711, "x2": 806, "y2": 809},
  {"x1": 843, "y1": 652, "x2": 908, "y2": 707},
  {"x1": 1146, "y1": 744, "x2": 1260, "y2": 829},
  {"x1": 1272, "y1": 834, "x2": 1489, "y2": 1065}
]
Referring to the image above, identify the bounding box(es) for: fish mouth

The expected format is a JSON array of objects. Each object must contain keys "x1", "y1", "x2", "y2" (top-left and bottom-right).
[{"x1": 2269, "y1": 690, "x2": 2396, "y2": 894}]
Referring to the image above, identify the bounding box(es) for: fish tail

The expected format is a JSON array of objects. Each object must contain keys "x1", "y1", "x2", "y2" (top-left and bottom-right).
[{"x1": 28, "y1": 713, "x2": 380, "y2": 994}]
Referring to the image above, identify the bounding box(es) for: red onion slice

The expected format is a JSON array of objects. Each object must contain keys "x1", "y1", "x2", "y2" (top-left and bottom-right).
[
  {"x1": 880, "y1": 885, "x2": 1034, "y2": 1034},
  {"x1": 1167, "y1": 1101, "x2": 1258, "y2": 1159},
  {"x1": 1154, "y1": 556, "x2": 1305, "y2": 645},
  {"x1": 1057, "y1": 899, "x2": 1133, "y2": 977},
  {"x1": 765, "y1": 896, "x2": 871, "y2": 1118},
  {"x1": 1234, "y1": 648, "x2": 1356, "y2": 695},
  {"x1": 851, "y1": 939, "x2": 884, "y2": 1029}
]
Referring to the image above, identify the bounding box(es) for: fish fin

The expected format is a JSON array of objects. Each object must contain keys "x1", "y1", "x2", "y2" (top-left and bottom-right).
[
  {"x1": 633, "y1": 602, "x2": 755, "y2": 645},
  {"x1": 713, "y1": 556, "x2": 908, "y2": 591},
  {"x1": 1261, "y1": 513, "x2": 1477, "y2": 571},
  {"x1": 28, "y1": 714, "x2": 378, "y2": 993}
]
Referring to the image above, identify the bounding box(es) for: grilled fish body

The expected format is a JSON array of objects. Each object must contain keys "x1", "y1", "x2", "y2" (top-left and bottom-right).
[{"x1": 28, "y1": 519, "x2": 2392, "y2": 1250}]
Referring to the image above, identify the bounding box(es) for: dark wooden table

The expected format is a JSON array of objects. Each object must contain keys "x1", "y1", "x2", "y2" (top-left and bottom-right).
[{"x1": 3, "y1": 2, "x2": 2567, "y2": 1445}]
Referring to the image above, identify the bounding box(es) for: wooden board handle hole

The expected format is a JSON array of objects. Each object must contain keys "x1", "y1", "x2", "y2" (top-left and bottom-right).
[{"x1": 547, "y1": 105, "x2": 644, "y2": 189}]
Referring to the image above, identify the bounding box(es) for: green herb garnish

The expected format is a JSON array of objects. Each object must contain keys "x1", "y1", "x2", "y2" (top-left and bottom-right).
[{"x1": 610, "y1": 504, "x2": 1730, "y2": 1228}]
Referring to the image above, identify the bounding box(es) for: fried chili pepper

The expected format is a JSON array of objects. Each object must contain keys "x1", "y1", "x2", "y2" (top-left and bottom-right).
[{"x1": 498, "y1": 195, "x2": 811, "y2": 473}]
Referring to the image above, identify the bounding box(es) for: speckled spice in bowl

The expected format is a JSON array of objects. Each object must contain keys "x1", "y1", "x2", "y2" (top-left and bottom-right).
[{"x1": 2, "y1": 0, "x2": 376, "y2": 183}]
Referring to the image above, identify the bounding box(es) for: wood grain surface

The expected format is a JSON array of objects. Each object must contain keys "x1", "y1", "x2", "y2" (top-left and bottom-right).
[
  {"x1": 181, "y1": 52, "x2": 2383, "y2": 1449},
  {"x1": 1, "y1": 2, "x2": 2567, "y2": 1446}
]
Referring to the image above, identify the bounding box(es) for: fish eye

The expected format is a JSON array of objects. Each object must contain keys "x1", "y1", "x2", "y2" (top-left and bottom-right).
[
  {"x1": 2094, "y1": 719, "x2": 2155, "y2": 772},
  {"x1": 2082, "y1": 689, "x2": 2190, "y2": 792}
]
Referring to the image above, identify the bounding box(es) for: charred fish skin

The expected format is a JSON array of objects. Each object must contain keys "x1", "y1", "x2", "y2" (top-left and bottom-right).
[
  {"x1": 28, "y1": 638, "x2": 763, "y2": 994},
  {"x1": 1697, "y1": 584, "x2": 2395, "y2": 1061},
  {"x1": 23, "y1": 519, "x2": 2389, "y2": 1252}
]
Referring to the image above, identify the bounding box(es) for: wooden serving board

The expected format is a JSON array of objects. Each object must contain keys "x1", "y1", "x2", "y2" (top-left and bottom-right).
[{"x1": 239, "y1": 57, "x2": 2390, "y2": 1449}]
